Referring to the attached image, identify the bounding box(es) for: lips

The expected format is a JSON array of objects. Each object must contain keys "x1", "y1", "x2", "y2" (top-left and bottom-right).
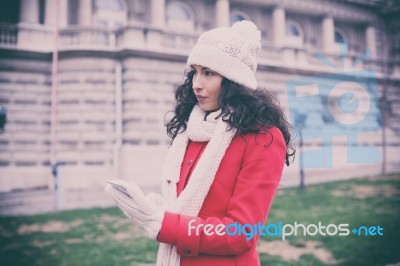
[{"x1": 196, "y1": 95, "x2": 207, "y2": 103}]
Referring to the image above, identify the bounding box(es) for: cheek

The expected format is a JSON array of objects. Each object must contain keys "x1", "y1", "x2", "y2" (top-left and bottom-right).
[{"x1": 211, "y1": 80, "x2": 222, "y2": 98}]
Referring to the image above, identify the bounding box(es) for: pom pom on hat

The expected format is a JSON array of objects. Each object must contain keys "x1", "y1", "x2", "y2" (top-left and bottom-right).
[
  {"x1": 187, "y1": 20, "x2": 261, "y2": 90},
  {"x1": 231, "y1": 20, "x2": 261, "y2": 43}
]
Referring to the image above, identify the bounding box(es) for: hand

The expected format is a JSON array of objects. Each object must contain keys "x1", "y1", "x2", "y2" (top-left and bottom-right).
[{"x1": 105, "y1": 179, "x2": 164, "y2": 239}]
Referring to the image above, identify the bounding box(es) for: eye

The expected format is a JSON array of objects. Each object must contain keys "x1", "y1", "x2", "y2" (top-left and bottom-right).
[{"x1": 205, "y1": 70, "x2": 215, "y2": 76}]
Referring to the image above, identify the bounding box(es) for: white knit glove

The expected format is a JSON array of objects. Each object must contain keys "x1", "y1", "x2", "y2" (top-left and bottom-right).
[{"x1": 105, "y1": 179, "x2": 165, "y2": 239}]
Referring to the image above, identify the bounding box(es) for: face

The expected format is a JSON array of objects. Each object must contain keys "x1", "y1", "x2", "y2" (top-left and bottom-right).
[{"x1": 191, "y1": 65, "x2": 223, "y2": 112}]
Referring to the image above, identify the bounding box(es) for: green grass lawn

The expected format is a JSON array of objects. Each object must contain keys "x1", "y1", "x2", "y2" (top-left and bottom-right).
[{"x1": 0, "y1": 173, "x2": 399, "y2": 266}]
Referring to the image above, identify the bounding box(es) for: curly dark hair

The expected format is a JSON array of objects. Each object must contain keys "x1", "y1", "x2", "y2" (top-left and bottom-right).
[{"x1": 165, "y1": 69, "x2": 297, "y2": 166}]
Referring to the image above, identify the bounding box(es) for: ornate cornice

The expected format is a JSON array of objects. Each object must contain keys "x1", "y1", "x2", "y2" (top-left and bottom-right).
[{"x1": 231, "y1": 0, "x2": 379, "y2": 23}]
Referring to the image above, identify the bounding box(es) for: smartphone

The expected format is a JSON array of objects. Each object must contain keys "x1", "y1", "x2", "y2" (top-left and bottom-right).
[{"x1": 107, "y1": 181, "x2": 132, "y2": 198}]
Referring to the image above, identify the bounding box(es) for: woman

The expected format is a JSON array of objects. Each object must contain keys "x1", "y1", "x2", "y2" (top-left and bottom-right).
[{"x1": 105, "y1": 20, "x2": 295, "y2": 266}]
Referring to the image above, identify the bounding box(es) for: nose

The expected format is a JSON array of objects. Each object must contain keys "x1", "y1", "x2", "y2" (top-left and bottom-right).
[{"x1": 192, "y1": 73, "x2": 203, "y2": 91}]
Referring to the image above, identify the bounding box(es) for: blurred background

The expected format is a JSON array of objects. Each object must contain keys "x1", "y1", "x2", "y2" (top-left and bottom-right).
[{"x1": 0, "y1": 0, "x2": 399, "y2": 218}]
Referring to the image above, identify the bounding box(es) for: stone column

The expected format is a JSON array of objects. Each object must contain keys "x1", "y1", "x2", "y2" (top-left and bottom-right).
[
  {"x1": 272, "y1": 6, "x2": 285, "y2": 47},
  {"x1": 20, "y1": 0, "x2": 40, "y2": 24},
  {"x1": 58, "y1": 0, "x2": 68, "y2": 27},
  {"x1": 151, "y1": 0, "x2": 165, "y2": 28},
  {"x1": 366, "y1": 25, "x2": 377, "y2": 58},
  {"x1": 44, "y1": 0, "x2": 56, "y2": 25},
  {"x1": 322, "y1": 16, "x2": 335, "y2": 53},
  {"x1": 216, "y1": 0, "x2": 230, "y2": 27},
  {"x1": 79, "y1": 0, "x2": 92, "y2": 26},
  {"x1": 44, "y1": 0, "x2": 68, "y2": 26}
]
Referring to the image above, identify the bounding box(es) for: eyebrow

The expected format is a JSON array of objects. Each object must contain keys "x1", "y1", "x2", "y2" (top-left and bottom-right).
[{"x1": 191, "y1": 65, "x2": 213, "y2": 71}]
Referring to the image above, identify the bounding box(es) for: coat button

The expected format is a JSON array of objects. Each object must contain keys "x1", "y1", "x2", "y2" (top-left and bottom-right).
[
  {"x1": 188, "y1": 159, "x2": 193, "y2": 165},
  {"x1": 183, "y1": 249, "x2": 191, "y2": 255}
]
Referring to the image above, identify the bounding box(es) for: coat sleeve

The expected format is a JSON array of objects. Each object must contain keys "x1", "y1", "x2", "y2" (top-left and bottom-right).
[{"x1": 157, "y1": 127, "x2": 286, "y2": 256}]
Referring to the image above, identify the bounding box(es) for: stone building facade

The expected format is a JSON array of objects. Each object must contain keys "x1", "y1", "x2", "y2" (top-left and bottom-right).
[{"x1": 0, "y1": 0, "x2": 399, "y2": 197}]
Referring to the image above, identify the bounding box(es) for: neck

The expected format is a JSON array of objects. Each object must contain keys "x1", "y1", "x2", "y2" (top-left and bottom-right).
[{"x1": 204, "y1": 108, "x2": 221, "y2": 120}]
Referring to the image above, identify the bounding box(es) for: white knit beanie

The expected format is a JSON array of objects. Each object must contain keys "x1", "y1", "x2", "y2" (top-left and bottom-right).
[{"x1": 187, "y1": 20, "x2": 261, "y2": 90}]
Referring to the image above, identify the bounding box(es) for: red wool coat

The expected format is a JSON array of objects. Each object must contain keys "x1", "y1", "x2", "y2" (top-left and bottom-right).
[{"x1": 157, "y1": 127, "x2": 286, "y2": 266}]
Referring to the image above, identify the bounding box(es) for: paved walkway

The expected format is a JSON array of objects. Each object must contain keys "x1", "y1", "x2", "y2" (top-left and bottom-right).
[{"x1": 1, "y1": 163, "x2": 399, "y2": 216}]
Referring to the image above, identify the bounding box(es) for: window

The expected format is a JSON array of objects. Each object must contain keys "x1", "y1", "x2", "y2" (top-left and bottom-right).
[
  {"x1": 334, "y1": 30, "x2": 346, "y2": 44},
  {"x1": 230, "y1": 10, "x2": 251, "y2": 25},
  {"x1": 39, "y1": 0, "x2": 45, "y2": 24},
  {"x1": 0, "y1": 0, "x2": 20, "y2": 23},
  {"x1": 287, "y1": 24, "x2": 299, "y2": 36},
  {"x1": 285, "y1": 20, "x2": 304, "y2": 47},
  {"x1": 95, "y1": 0, "x2": 125, "y2": 11},
  {"x1": 375, "y1": 29, "x2": 384, "y2": 57},
  {"x1": 94, "y1": 0, "x2": 128, "y2": 30},
  {"x1": 68, "y1": 0, "x2": 79, "y2": 25},
  {"x1": 166, "y1": 1, "x2": 195, "y2": 31},
  {"x1": 167, "y1": 2, "x2": 192, "y2": 20},
  {"x1": 286, "y1": 20, "x2": 303, "y2": 37}
]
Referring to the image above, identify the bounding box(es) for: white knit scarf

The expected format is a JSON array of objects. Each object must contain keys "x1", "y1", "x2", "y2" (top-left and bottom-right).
[{"x1": 156, "y1": 104, "x2": 237, "y2": 266}]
